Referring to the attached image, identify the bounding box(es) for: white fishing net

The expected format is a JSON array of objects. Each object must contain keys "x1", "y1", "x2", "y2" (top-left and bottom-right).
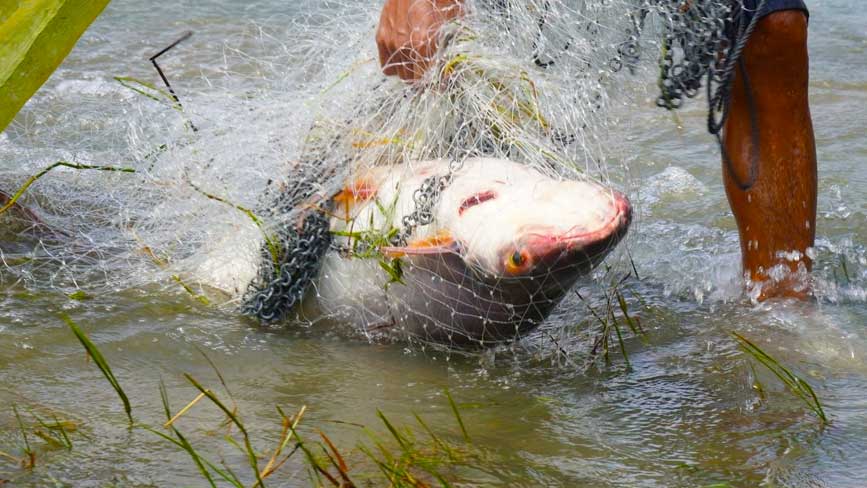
[{"x1": 0, "y1": 0, "x2": 776, "y2": 350}]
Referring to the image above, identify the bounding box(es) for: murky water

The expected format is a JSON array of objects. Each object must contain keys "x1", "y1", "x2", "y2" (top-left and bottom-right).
[{"x1": 1, "y1": 0, "x2": 866, "y2": 486}]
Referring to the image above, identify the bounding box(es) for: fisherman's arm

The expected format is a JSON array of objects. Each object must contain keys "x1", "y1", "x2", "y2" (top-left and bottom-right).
[{"x1": 376, "y1": 0, "x2": 464, "y2": 81}]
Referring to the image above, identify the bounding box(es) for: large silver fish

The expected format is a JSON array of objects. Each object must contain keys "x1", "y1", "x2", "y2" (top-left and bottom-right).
[{"x1": 199, "y1": 157, "x2": 631, "y2": 346}]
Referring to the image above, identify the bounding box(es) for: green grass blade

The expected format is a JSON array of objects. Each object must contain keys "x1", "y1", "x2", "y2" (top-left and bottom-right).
[
  {"x1": 445, "y1": 390, "x2": 470, "y2": 443},
  {"x1": 610, "y1": 312, "x2": 631, "y2": 370},
  {"x1": 51, "y1": 415, "x2": 73, "y2": 450},
  {"x1": 376, "y1": 410, "x2": 410, "y2": 452},
  {"x1": 158, "y1": 379, "x2": 172, "y2": 421},
  {"x1": 141, "y1": 425, "x2": 240, "y2": 488},
  {"x1": 615, "y1": 289, "x2": 643, "y2": 335},
  {"x1": 61, "y1": 313, "x2": 132, "y2": 423},
  {"x1": 732, "y1": 332, "x2": 827, "y2": 423},
  {"x1": 0, "y1": 0, "x2": 112, "y2": 132},
  {"x1": 114, "y1": 76, "x2": 176, "y2": 105},
  {"x1": 171, "y1": 428, "x2": 219, "y2": 488},
  {"x1": 413, "y1": 412, "x2": 452, "y2": 457}
]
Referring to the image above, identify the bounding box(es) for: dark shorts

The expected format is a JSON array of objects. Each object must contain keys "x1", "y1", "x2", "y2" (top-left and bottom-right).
[{"x1": 739, "y1": 0, "x2": 809, "y2": 24}]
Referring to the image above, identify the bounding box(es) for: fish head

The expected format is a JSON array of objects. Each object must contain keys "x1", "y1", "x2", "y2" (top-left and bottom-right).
[
  {"x1": 441, "y1": 158, "x2": 632, "y2": 281},
  {"x1": 341, "y1": 158, "x2": 632, "y2": 345}
]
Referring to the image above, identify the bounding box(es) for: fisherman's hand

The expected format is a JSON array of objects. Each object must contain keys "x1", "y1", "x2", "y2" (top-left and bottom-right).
[{"x1": 376, "y1": 0, "x2": 464, "y2": 82}]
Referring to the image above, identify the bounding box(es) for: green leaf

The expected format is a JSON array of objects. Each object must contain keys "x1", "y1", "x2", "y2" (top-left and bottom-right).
[{"x1": 0, "y1": 0, "x2": 112, "y2": 132}]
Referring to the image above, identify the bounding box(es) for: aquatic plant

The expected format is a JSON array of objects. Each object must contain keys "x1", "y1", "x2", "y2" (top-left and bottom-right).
[
  {"x1": 0, "y1": 403, "x2": 80, "y2": 476},
  {"x1": 577, "y1": 272, "x2": 646, "y2": 369},
  {"x1": 732, "y1": 332, "x2": 828, "y2": 423}
]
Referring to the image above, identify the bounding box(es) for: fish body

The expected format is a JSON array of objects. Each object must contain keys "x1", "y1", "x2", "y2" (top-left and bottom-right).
[
  {"x1": 191, "y1": 157, "x2": 630, "y2": 345},
  {"x1": 294, "y1": 157, "x2": 632, "y2": 345}
]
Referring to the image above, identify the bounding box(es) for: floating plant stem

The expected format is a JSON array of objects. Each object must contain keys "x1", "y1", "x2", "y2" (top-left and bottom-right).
[
  {"x1": 0, "y1": 449, "x2": 18, "y2": 463},
  {"x1": 171, "y1": 275, "x2": 211, "y2": 306},
  {"x1": 0, "y1": 162, "x2": 135, "y2": 217},
  {"x1": 163, "y1": 392, "x2": 207, "y2": 428},
  {"x1": 61, "y1": 313, "x2": 132, "y2": 423},
  {"x1": 114, "y1": 76, "x2": 176, "y2": 105},
  {"x1": 30, "y1": 411, "x2": 73, "y2": 451},
  {"x1": 732, "y1": 332, "x2": 827, "y2": 423}
]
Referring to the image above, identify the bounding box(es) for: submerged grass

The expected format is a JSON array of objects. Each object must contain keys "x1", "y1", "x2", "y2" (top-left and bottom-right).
[
  {"x1": 11, "y1": 406, "x2": 34, "y2": 470},
  {"x1": 732, "y1": 332, "x2": 828, "y2": 424}
]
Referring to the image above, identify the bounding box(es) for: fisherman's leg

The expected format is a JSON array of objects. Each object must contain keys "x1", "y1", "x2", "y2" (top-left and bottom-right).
[{"x1": 723, "y1": 10, "x2": 817, "y2": 299}]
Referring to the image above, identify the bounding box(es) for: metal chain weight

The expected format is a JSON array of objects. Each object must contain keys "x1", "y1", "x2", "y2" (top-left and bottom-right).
[{"x1": 242, "y1": 205, "x2": 333, "y2": 323}]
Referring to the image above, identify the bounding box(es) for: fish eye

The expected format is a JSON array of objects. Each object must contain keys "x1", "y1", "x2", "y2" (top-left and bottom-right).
[{"x1": 505, "y1": 249, "x2": 531, "y2": 274}]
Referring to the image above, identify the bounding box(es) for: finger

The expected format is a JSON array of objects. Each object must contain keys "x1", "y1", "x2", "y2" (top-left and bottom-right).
[
  {"x1": 379, "y1": 43, "x2": 400, "y2": 76},
  {"x1": 376, "y1": 25, "x2": 390, "y2": 67},
  {"x1": 383, "y1": 39, "x2": 413, "y2": 78},
  {"x1": 389, "y1": 45, "x2": 420, "y2": 81},
  {"x1": 383, "y1": 47, "x2": 409, "y2": 81},
  {"x1": 397, "y1": 61, "x2": 415, "y2": 82}
]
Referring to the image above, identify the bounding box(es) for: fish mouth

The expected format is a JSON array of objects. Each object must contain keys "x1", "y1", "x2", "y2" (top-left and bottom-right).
[{"x1": 525, "y1": 191, "x2": 632, "y2": 272}]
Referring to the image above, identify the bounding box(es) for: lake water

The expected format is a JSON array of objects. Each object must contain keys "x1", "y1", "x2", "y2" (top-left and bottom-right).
[{"x1": 1, "y1": 0, "x2": 866, "y2": 486}]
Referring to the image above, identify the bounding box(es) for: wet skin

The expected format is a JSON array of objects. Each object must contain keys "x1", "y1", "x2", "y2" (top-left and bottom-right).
[
  {"x1": 375, "y1": 0, "x2": 818, "y2": 300},
  {"x1": 723, "y1": 10, "x2": 817, "y2": 299}
]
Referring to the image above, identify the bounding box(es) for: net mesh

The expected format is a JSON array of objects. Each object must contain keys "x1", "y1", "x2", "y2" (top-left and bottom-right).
[{"x1": 0, "y1": 0, "x2": 799, "y2": 351}]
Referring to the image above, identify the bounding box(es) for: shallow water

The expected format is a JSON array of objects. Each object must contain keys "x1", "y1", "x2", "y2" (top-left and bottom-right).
[{"x1": 1, "y1": 0, "x2": 867, "y2": 486}]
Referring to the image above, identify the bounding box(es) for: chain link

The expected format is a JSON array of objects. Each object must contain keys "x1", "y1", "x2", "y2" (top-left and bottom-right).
[{"x1": 393, "y1": 158, "x2": 465, "y2": 246}]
